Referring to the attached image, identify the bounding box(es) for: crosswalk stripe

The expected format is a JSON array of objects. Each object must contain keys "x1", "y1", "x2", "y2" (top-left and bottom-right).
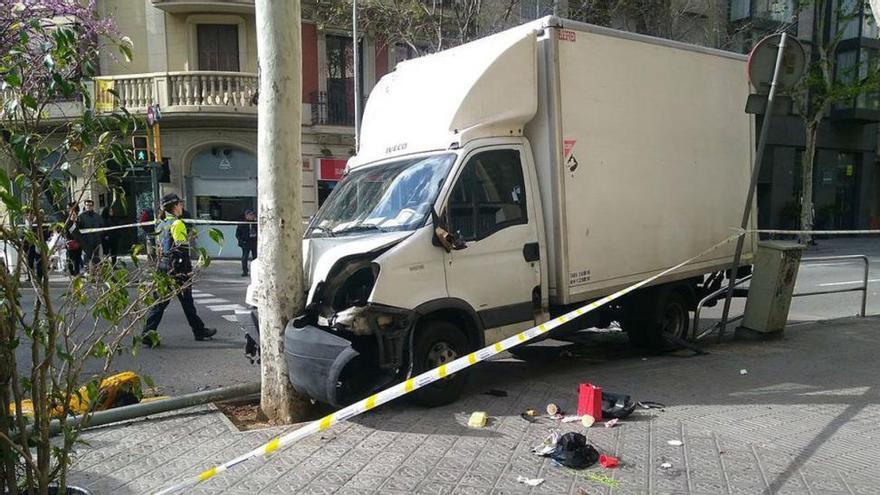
[
  {"x1": 191, "y1": 293, "x2": 215, "y2": 299},
  {"x1": 221, "y1": 315, "x2": 237, "y2": 322},
  {"x1": 207, "y1": 304, "x2": 247, "y2": 312},
  {"x1": 195, "y1": 298, "x2": 228, "y2": 304}
]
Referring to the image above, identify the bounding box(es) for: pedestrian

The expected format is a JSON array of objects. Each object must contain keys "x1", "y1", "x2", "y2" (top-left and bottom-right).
[
  {"x1": 25, "y1": 212, "x2": 46, "y2": 282},
  {"x1": 236, "y1": 208, "x2": 257, "y2": 277},
  {"x1": 78, "y1": 199, "x2": 104, "y2": 273},
  {"x1": 101, "y1": 206, "x2": 121, "y2": 265},
  {"x1": 142, "y1": 193, "x2": 216, "y2": 347},
  {"x1": 64, "y1": 202, "x2": 83, "y2": 276},
  {"x1": 48, "y1": 226, "x2": 66, "y2": 272}
]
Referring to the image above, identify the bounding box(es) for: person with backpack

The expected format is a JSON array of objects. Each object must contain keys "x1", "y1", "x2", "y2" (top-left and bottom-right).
[{"x1": 141, "y1": 193, "x2": 216, "y2": 347}]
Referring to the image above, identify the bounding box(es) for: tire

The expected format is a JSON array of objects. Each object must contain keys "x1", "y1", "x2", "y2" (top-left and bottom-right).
[
  {"x1": 410, "y1": 320, "x2": 471, "y2": 407},
  {"x1": 623, "y1": 289, "x2": 690, "y2": 349}
]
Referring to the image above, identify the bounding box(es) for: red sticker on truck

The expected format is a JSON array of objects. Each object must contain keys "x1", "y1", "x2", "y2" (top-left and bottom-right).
[
  {"x1": 563, "y1": 139, "x2": 576, "y2": 159},
  {"x1": 558, "y1": 30, "x2": 576, "y2": 42}
]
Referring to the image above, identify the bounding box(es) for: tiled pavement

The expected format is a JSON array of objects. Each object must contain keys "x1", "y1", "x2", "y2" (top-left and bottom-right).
[{"x1": 69, "y1": 316, "x2": 880, "y2": 494}]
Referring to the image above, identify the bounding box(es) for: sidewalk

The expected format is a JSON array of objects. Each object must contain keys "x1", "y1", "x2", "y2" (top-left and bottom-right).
[{"x1": 68, "y1": 316, "x2": 880, "y2": 494}]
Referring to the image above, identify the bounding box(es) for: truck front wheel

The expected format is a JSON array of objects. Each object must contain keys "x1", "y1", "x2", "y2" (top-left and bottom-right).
[
  {"x1": 622, "y1": 288, "x2": 690, "y2": 349},
  {"x1": 410, "y1": 321, "x2": 470, "y2": 407}
]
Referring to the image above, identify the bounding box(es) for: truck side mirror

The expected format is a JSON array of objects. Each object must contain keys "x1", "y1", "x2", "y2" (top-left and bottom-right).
[{"x1": 432, "y1": 210, "x2": 466, "y2": 252}]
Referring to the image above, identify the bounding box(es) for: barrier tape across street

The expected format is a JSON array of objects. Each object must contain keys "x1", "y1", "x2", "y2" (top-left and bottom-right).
[{"x1": 153, "y1": 233, "x2": 743, "y2": 495}]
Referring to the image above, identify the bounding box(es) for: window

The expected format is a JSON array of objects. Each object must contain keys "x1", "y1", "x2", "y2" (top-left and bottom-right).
[
  {"x1": 197, "y1": 24, "x2": 240, "y2": 71},
  {"x1": 324, "y1": 35, "x2": 363, "y2": 126},
  {"x1": 448, "y1": 149, "x2": 527, "y2": 242}
]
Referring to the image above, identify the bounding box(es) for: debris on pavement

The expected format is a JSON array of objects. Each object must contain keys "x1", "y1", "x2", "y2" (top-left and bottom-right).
[
  {"x1": 531, "y1": 430, "x2": 561, "y2": 456},
  {"x1": 604, "y1": 418, "x2": 619, "y2": 428},
  {"x1": 468, "y1": 411, "x2": 487, "y2": 428},
  {"x1": 740, "y1": 368, "x2": 748, "y2": 375},
  {"x1": 550, "y1": 432, "x2": 599, "y2": 469},
  {"x1": 660, "y1": 462, "x2": 673, "y2": 469},
  {"x1": 583, "y1": 472, "x2": 620, "y2": 488},
  {"x1": 581, "y1": 415, "x2": 596, "y2": 427},
  {"x1": 546, "y1": 403, "x2": 563, "y2": 416},
  {"x1": 637, "y1": 401, "x2": 666, "y2": 410},
  {"x1": 667, "y1": 439, "x2": 683, "y2": 446},
  {"x1": 516, "y1": 476, "x2": 545, "y2": 487},
  {"x1": 484, "y1": 389, "x2": 508, "y2": 397},
  {"x1": 599, "y1": 454, "x2": 620, "y2": 468},
  {"x1": 562, "y1": 415, "x2": 583, "y2": 423},
  {"x1": 520, "y1": 410, "x2": 538, "y2": 423},
  {"x1": 602, "y1": 392, "x2": 636, "y2": 419},
  {"x1": 577, "y1": 383, "x2": 603, "y2": 420}
]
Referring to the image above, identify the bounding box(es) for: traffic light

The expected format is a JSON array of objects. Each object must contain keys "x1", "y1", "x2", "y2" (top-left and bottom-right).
[
  {"x1": 159, "y1": 157, "x2": 171, "y2": 183},
  {"x1": 131, "y1": 136, "x2": 154, "y2": 163}
]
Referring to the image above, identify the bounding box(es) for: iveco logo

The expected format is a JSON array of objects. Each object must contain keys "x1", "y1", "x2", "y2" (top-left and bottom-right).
[{"x1": 386, "y1": 143, "x2": 407, "y2": 154}]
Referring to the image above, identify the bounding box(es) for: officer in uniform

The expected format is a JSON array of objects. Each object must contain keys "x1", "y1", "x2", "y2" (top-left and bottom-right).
[{"x1": 142, "y1": 193, "x2": 216, "y2": 346}]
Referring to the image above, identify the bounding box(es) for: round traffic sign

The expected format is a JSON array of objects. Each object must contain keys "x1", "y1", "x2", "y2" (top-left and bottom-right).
[{"x1": 747, "y1": 34, "x2": 806, "y2": 94}]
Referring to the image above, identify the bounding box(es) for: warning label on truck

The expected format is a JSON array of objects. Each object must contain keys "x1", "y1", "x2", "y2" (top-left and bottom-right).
[
  {"x1": 569, "y1": 269, "x2": 591, "y2": 287},
  {"x1": 558, "y1": 30, "x2": 576, "y2": 42}
]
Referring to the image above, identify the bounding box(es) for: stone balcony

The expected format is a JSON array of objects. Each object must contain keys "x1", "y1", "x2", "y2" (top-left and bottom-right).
[
  {"x1": 93, "y1": 71, "x2": 259, "y2": 120},
  {"x1": 150, "y1": 0, "x2": 254, "y2": 14}
]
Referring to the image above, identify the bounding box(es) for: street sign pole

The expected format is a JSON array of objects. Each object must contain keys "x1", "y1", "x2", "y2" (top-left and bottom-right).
[{"x1": 718, "y1": 32, "x2": 795, "y2": 342}]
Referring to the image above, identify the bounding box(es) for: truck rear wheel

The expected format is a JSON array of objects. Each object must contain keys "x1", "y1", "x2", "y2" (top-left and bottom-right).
[
  {"x1": 623, "y1": 289, "x2": 690, "y2": 349},
  {"x1": 410, "y1": 321, "x2": 470, "y2": 407}
]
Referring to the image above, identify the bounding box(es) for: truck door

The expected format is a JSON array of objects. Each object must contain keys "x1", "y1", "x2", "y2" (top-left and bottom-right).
[{"x1": 442, "y1": 146, "x2": 541, "y2": 340}]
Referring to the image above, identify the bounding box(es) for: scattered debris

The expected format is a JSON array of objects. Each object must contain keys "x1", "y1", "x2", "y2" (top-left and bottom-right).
[
  {"x1": 484, "y1": 389, "x2": 508, "y2": 397},
  {"x1": 667, "y1": 440, "x2": 683, "y2": 446},
  {"x1": 546, "y1": 403, "x2": 563, "y2": 416},
  {"x1": 550, "y1": 432, "x2": 599, "y2": 469},
  {"x1": 602, "y1": 392, "x2": 636, "y2": 419},
  {"x1": 516, "y1": 476, "x2": 544, "y2": 487},
  {"x1": 468, "y1": 411, "x2": 487, "y2": 428},
  {"x1": 531, "y1": 430, "x2": 560, "y2": 456},
  {"x1": 562, "y1": 415, "x2": 583, "y2": 423},
  {"x1": 740, "y1": 369, "x2": 748, "y2": 375},
  {"x1": 637, "y1": 401, "x2": 666, "y2": 410},
  {"x1": 584, "y1": 472, "x2": 620, "y2": 488},
  {"x1": 520, "y1": 410, "x2": 538, "y2": 423},
  {"x1": 660, "y1": 462, "x2": 673, "y2": 469},
  {"x1": 577, "y1": 383, "x2": 603, "y2": 420},
  {"x1": 599, "y1": 454, "x2": 620, "y2": 468},
  {"x1": 604, "y1": 418, "x2": 619, "y2": 428},
  {"x1": 581, "y1": 415, "x2": 596, "y2": 428}
]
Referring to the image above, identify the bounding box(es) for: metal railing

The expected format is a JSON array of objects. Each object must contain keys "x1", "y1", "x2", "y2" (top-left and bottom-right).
[
  {"x1": 691, "y1": 254, "x2": 870, "y2": 341},
  {"x1": 796, "y1": 255, "x2": 869, "y2": 317},
  {"x1": 93, "y1": 71, "x2": 258, "y2": 113},
  {"x1": 310, "y1": 90, "x2": 354, "y2": 126}
]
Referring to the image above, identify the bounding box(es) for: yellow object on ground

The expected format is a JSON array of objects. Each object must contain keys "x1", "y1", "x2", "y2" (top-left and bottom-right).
[
  {"x1": 8, "y1": 371, "x2": 142, "y2": 418},
  {"x1": 468, "y1": 411, "x2": 487, "y2": 428}
]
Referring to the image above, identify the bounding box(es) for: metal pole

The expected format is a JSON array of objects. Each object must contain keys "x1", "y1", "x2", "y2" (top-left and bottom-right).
[
  {"x1": 718, "y1": 32, "x2": 789, "y2": 342},
  {"x1": 861, "y1": 255, "x2": 868, "y2": 317},
  {"x1": 47, "y1": 382, "x2": 260, "y2": 437},
  {"x1": 352, "y1": 0, "x2": 361, "y2": 151}
]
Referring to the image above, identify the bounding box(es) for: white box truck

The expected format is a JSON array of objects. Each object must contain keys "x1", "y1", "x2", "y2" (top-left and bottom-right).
[{"x1": 240, "y1": 16, "x2": 756, "y2": 407}]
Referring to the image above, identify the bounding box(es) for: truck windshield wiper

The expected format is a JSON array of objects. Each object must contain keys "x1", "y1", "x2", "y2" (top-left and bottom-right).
[
  {"x1": 308, "y1": 225, "x2": 335, "y2": 237},
  {"x1": 333, "y1": 224, "x2": 385, "y2": 235}
]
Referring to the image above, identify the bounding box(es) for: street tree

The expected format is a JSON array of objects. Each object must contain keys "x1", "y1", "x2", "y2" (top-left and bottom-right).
[
  {"x1": 0, "y1": 1, "x2": 211, "y2": 493},
  {"x1": 255, "y1": 0, "x2": 313, "y2": 423},
  {"x1": 788, "y1": 0, "x2": 879, "y2": 242}
]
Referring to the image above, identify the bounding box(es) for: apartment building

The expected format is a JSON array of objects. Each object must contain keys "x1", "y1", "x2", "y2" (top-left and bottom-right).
[{"x1": 89, "y1": 0, "x2": 402, "y2": 255}]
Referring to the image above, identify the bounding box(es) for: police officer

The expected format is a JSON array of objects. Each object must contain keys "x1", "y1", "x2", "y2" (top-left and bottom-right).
[{"x1": 142, "y1": 193, "x2": 216, "y2": 347}]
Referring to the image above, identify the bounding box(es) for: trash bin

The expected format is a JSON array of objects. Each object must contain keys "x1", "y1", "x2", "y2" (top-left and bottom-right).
[{"x1": 736, "y1": 241, "x2": 806, "y2": 340}]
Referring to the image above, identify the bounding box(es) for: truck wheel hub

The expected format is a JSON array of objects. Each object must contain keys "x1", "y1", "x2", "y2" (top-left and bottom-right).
[{"x1": 427, "y1": 342, "x2": 457, "y2": 367}]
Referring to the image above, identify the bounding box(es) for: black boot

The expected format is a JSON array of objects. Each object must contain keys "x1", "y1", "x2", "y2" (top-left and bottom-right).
[
  {"x1": 193, "y1": 327, "x2": 217, "y2": 341},
  {"x1": 142, "y1": 330, "x2": 161, "y2": 348}
]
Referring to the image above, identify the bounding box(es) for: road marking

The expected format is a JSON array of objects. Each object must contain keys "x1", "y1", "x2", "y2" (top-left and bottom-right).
[
  {"x1": 194, "y1": 298, "x2": 229, "y2": 304},
  {"x1": 191, "y1": 293, "x2": 215, "y2": 299},
  {"x1": 207, "y1": 304, "x2": 247, "y2": 312},
  {"x1": 221, "y1": 315, "x2": 238, "y2": 322},
  {"x1": 818, "y1": 278, "x2": 880, "y2": 287}
]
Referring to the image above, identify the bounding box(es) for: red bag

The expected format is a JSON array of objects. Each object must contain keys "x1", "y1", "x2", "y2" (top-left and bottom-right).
[
  {"x1": 599, "y1": 454, "x2": 619, "y2": 468},
  {"x1": 66, "y1": 239, "x2": 80, "y2": 251},
  {"x1": 577, "y1": 383, "x2": 603, "y2": 421}
]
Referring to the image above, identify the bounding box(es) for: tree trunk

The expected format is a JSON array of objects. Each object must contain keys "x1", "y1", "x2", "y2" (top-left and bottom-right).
[
  {"x1": 255, "y1": 0, "x2": 311, "y2": 423},
  {"x1": 800, "y1": 121, "x2": 818, "y2": 244}
]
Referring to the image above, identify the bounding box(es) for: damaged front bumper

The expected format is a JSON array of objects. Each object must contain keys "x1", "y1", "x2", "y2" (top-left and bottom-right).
[{"x1": 238, "y1": 304, "x2": 414, "y2": 407}]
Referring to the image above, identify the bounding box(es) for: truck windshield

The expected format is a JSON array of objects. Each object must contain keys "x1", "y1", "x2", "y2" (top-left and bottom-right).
[{"x1": 307, "y1": 153, "x2": 456, "y2": 238}]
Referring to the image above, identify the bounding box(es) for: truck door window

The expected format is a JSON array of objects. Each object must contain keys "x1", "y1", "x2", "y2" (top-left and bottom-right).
[{"x1": 448, "y1": 149, "x2": 527, "y2": 241}]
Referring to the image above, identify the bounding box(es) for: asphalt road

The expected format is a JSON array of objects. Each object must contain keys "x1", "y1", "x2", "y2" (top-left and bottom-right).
[{"x1": 13, "y1": 237, "x2": 880, "y2": 396}]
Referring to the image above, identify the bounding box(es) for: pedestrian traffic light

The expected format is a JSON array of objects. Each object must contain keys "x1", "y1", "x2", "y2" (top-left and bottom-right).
[
  {"x1": 131, "y1": 136, "x2": 153, "y2": 163},
  {"x1": 159, "y1": 157, "x2": 171, "y2": 183}
]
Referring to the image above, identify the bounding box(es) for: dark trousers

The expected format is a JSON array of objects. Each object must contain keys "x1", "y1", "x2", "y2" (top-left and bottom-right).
[
  {"x1": 144, "y1": 283, "x2": 206, "y2": 334},
  {"x1": 83, "y1": 242, "x2": 101, "y2": 269},
  {"x1": 102, "y1": 237, "x2": 119, "y2": 265},
  {"x1": 27, "y1": 247, "x2": 44, "y2": 280},
  {"x1": 67, "y1": 249, "x2": 82, "y2": 276},
  {"x1": 241, "y1": 241, "x2": 257, "y2": 274}
]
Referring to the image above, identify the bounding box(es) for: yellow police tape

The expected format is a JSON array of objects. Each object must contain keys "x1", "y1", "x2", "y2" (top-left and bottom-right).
[{"x1": 154, "y1": 232, "x2": 744, "y2": 495}]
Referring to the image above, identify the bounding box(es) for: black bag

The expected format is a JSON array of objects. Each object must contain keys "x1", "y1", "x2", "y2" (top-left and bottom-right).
[
  {"x1": 550, "y1": 432, "x2": 599, "y2": 469},
  {"x1": 602, "y1": 392, "x2": 637, "y2": 419}
]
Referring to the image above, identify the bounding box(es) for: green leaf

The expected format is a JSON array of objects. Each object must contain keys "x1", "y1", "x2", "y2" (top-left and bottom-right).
[
  {"x1": 197, "y1": 247, "x2": 210, "y2": 268},
  {"x1": 3, "y1": 70, "x2": 21, "y2": 88},
  {"x1": 207, "y1": 228, "x2": 224, "y2": 247},
  {"x1": 21, "y1": 94, "x2": 37, "y2": 110},
  {"x1": 142, "y1": 375, "x2": 157, "y2": 390}
]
